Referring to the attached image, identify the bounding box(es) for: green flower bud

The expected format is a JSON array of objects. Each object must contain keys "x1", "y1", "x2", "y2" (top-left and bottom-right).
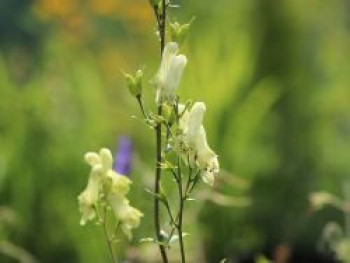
[
  {"x1": 135, "y1": 69, "x2": 143, "y2": 97},
  {"x1": 123, "y1": 69, "x2": 143, "y2": 98},
  {"x1": 169, "y1": 19, "x2": 194, "y2": 46},
  {"x1": 162, "y1": 104, "x2": 175, "y2": 125}
]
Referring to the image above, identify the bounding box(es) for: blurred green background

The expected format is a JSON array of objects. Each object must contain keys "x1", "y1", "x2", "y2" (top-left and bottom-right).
[{"x1": 1, "y1": 0, "x2": 350, "y2": 262}]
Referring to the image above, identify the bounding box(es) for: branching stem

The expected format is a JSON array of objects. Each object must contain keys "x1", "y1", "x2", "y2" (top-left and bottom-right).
[{"x1": 152, "y1": 2, "x2": 196, "y2": 262}]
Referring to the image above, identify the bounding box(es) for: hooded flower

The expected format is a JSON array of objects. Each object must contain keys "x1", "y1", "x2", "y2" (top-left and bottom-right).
[
  {"x1": 155, "y1": 42, "x2": 187, "y2": 104},
  {"x1": 77, "y1": 150, "x2": 111, "y2": 225},
  {"x1": 178, "y1": 102, "x2": 219, "y2": 186},
  {"x1": 78, "y1": 147, "x2": 143, "y2": 239},
  {"x1": 108, "y1": 194, "x2": 143, "y2": 240},
  {"x1": 107, "y1": 172, "x2": 132, "y2": 196},
  {"x1": 120, "y1": 206, "x2": 143, "y2": 240},
  {"x1": 78, "y1": 148, "x2": 131, "y2": 224},
  {"x1": 77, "y1": 170, "x2": 101, "y2": 225}
]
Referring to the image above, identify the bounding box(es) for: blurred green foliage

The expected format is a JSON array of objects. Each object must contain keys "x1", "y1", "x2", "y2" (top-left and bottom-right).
[{"x1": 0, "y1": 0, "x2": 350, "y2": 262}]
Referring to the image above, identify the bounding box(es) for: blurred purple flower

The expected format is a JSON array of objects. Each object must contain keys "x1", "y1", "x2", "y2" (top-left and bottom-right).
[{"x1": 113, "y1": 135, "x2": 133, "y2": 176}]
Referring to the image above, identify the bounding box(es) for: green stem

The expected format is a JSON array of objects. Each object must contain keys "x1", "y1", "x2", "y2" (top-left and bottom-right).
[
  {"x1": 154, "y1": 1, "x2": 169, "y2": 261},
  {"x1": 102, "y1": 206, "x2": 117, "y2": 263},
  {"x1": 178, "y1": 202, "x2": 186, "y2": 263},
  {"x1": 136, "y1": 95, "x2": 147, "y2": 119},
  {"x1": 152, "y1": 5, "x2": 161, "y2": 26},
  {"x1": 176, "y1": 156, "x2": 186, "y2": 263},
  {"x1": 184, "y1": 154, "x2": 193, "y2": 197},
  {"x1": 160, "y1": 0, "x2": 166, "y2": 56},
  {"x1": 187, "y1": 170, "x2": 201, "y2": 195},
  {"x1": 163, "y1": 121, "x2": 176, "y2": 139},
  {"x1": 172, "y1": 97, "x2": 186, "y2": 262},
  {"x1": 155, "y1": 105, "x2": 168, "y2": 263},
  {"x1": 164, "y1": 200, "x2": 178, "y2": 227}
]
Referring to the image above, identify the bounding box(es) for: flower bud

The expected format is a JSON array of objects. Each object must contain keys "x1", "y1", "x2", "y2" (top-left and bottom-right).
[
  {"x1": 123, "y1": 69, "x2": 143, "y2": 98},
  {"x1": 162, "y1": 104, "x2": 176, "y2": 125},
  {"x1": 169, "y1": 19, "x2": 193, "y2": 46},
  {"x1": 135, "y1": 69, "x2": 143, "y2": 98}
]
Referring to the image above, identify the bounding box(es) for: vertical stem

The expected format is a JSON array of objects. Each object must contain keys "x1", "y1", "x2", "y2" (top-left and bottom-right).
[
  {"x1": 155, "y1": 106, "x2": 168, "y2": 263},
  {"x1": 173, "y1": 100, "x2": 186, "y2": 263},
  {"x1": 177, "y1": 157, "x2": 186, "y2": 263},
  {"x1": 160, "y1": 0, "x2": 166, "y2": 54},
  {"x1": 154, "y1": 1, "x2": 168, "y2": 262}
]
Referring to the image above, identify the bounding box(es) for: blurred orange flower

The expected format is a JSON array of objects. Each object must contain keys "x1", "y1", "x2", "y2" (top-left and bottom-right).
[
  {"x1": 88, "y1": 0, "x2": 122, "y2": 16},
  {"x1": 35, "y1": 0, "x2": 76, "y2": 19}
]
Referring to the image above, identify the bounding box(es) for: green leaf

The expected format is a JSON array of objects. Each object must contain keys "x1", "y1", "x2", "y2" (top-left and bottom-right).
[
  {"x1": 169, "y1": 235, "x2": 179, "y2": 243},
  {"x1": 144, "y1": 188, "x2": 168, "y2": 205},
  {"x1": 139, "y1": 237, "x2": 170, "y2": 247},
  {"x1": 159, "y1": 160, "x2": 176, "y2": 169},
  {"x1": 145, "y1": 188, "x2": 162, "y2": 199},
  {"x1": 139, "y1": 237, "x2": 155, "y2": 243}
]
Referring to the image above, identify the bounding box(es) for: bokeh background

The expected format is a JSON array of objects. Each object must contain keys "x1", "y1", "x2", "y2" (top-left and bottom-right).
[{"x1": 1, "y1": 0, "x2": 350, "y2": 262}]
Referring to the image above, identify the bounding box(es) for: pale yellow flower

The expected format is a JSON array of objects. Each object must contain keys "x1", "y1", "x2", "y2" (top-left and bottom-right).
[
  {"x1": 155, "y1": 42, "x2": 187, "y2": 104},
  {"x1": 78, "y1": 171, "x2": 101, "y2": 225},
  {"x1": 78, "y1": 147, "x2": 143, "y2": 239},
  {"x1": 179, "y1": 102, "x2": 220, "y2": 186},
  {"x1": 120, "y1": 206, "x2": 143, "y2": 240},
  {"x1": 108, "y1": 194, "x2": 143, "y2": 240},
  {"x1": 78, "y1": 148, "x2": 131, "y2": 224},
  {"x1": 107, "y1": 170, "x2": 132, "y2": 196}
]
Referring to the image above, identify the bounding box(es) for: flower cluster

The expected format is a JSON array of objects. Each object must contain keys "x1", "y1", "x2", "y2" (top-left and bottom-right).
[
  {"x1": 78, "y1": 148, "x2": 143, "y2": 239},
  {"x1": 153, "y1": 42, "x2": 220, "y2": 186}
]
